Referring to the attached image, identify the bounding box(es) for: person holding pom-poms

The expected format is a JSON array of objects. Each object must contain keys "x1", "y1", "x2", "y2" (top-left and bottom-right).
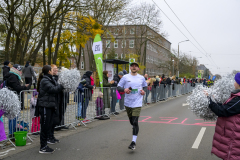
[
  {"x1": 204, "y1": 73, "x2": 240, "y2": 160},
  {"x1": 37, "y1": 65, "x2": 64, "y2": 154}
]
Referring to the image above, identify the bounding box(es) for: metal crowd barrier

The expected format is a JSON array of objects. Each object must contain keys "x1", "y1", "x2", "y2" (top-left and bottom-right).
[{"x1": 0, "y1": 83, "x2": 200, "y2": 148}]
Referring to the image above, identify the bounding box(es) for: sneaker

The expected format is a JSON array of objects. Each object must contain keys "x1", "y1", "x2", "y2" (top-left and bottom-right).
[
  {"x1": 61, "y1": 126, "x2": 69, "y2": 130},
  {"x1": 39, "y1": 146, "x2": 55, "y2": 154},
  {"x1": 47, "y1": 139, "x2": 56, "y2": 145},
  {"x1": 54, "y1": 138, "x2": 60, "y2": 143},
  {"x1": 114, "y1": 112, "x2": 119, "y2": 115},
  {"x1": 128, "y1": 141, "x2": 136, "y2": 150}
]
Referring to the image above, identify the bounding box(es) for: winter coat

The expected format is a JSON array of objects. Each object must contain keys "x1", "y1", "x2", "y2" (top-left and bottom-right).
[
  {"x1": 96, "y1": 97, "x2": 104, "y2": 109},
  {"x1": 153, "y1": 79, "x2": 159, "y2": 88},
  {"x1": 22, "y1": 65, "x2": 36, "y2": 78},
  {"x1": 0, "y1": 109, "x2": 6, "y2": 141},
  {"x1": 209, "y1": 90, "x2": 240, "y2": 160},
  {"x1": 160, "y1": 80, "x2": 167, "y2": 88},
  {"x1": 3, "y1": 73, "x2": 28, "y2": 94},
  {"x1": 74, "y1": 83, "x2": 84, "y2": 103},
  {"x1": 82, "y1": 72, "x2": 93, "y2": 99},
  {"x1": 37, "y1": 74, "x2": 63, "y2": 109},
  {"x1": 103, "y1": 74, "x2": 111, "y2": 108},
  {"x1": 111, "y1": 74, "x2": 120, "y2": 87},
  {"x1": 166, "y1": 78, "x2": 171, "y2": 85},
  {"x1": 2, "y1": 65, "x2": 10, "y2": 78}
]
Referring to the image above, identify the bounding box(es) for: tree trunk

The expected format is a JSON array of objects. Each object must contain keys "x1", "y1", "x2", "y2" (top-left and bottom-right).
[{"x1": 43, "y1": 37, "x2": 46, "y2": 65}]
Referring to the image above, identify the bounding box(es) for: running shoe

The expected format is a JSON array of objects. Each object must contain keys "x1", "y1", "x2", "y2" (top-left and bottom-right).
[
  {"x1": 128, "y1": 141, "x2": 136, "y2": 150},
  {"x1": 39, "y1": 146, "x2": 55, "y2": 154},
  {"x1": 54, "y1": 138, "x2": 60, "y2": 143},
  {"x1": 47, "y1": 139, "x2": 56, "y2": 145}
]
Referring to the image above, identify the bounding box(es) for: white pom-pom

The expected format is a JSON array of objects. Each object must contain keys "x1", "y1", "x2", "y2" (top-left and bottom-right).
[
  {"x1": 210, "y1": 74, "x2": 235, "y2": 104},
  {"x1": 0, "y1": 88, "x2": 21, "y2": 119},
  {"x1": 187, "y1": 85, "x2": 217, "y2": 121},
  {"x1": 58, "y1": 68, "x2": 81, "y2": 92}
]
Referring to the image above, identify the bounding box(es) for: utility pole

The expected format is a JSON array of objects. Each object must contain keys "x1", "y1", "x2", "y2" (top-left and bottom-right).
[{"x1": 177, "y1": 40, "x2": 189, "y2": 77}]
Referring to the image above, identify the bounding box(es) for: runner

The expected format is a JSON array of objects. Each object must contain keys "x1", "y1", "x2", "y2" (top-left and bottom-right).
[{"x1": 117, "y1": 62, "x2": 147, "y2": 150}]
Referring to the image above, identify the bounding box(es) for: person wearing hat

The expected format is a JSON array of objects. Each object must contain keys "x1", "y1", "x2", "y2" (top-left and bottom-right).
[
  {"x1": 117, "y1": 62, "x2": 147, "y2": 150},
  {"x1": 123, "y1": 70, "x2": 128, "y2": 75},
  {"x1": 111, "y1": 71, "x2": 124, "y2": 113},
  {"x1": 204, "y1": 73, "x2": 240, "y2": 160},
  {"x1": 3, "y1": 64, "x2": 31, "y2": 137},
  {"x1": 22, "y1": 61, "x2": 36, "y2": 88},
  {"x1": 2, "y1": 60, "x2": 11, "y2": 78}
]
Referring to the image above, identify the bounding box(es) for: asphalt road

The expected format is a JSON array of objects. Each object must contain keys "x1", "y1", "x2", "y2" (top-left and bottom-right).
[{"x1": 3, "y1": 95, "x2": 220, "y2": 160}]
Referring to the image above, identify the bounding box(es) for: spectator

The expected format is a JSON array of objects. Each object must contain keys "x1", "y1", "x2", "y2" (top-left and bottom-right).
[
  {"x1": 30, "y1": 90, "x2": 40, "y2": 135},
  {"x1": 2, "y1": 60, "x2": 11, "y2": 78},
  {"x1": 74, "y1": 79, "x2": 86, "y2": 121},
  {"x1": 123, "y1": 70, "x2": 128, "y2": 75},
  {"x1": 37, "y1": 65, "x2": 64, "y2": 154},
  {"x1": 146, "y1": 78, "x2": 156, "y2": 103},
  {"x1": 54, "y1": 66, "x2": 70, "y2": 129},
  {"x1": 22, "y1": 61, "x2": 36, "y2": 87},
  {"x1": 111, "y1": 71, "x2": 124, "y2": 114},
  {"x1": 3, "y1": 64, "x2": 30, "y2": 138},
  {"x1": 166, "y1": 77, "x2": 171, "y2": 85},
  {"x1": 82, "y1": 71, "x2": 95, "y2": 123},
  {"x1": 95, "y1": 91, "x2": 104, "y2": 117},
  {"x1": 32, "y1": 69, "x2": 38, "y2": 89},
  {"x1": 144, "y1": 74, "x2": 150, "y2": 104},
  {"x1": 152, "y1": 76, "x2": 159, "y2": 102},
  {"x1": 103, "y1": 71, "x2": 114, "y2": 113},
  {"x1": 160, "y1": 77, "x2": 167, "y2": 87}
]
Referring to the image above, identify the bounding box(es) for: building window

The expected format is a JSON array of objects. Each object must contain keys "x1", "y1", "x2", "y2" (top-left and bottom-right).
[
  {"x1": 129, "y1": 40, "x2": 134, "y2": 48},
  {"x1": 81, "y1": 50, "x2": 84, "y2": 56},
  {"x1": 130, "y1": 28, "x2": 135, "y2": 34},
  {"x1": 114, "y1": 40, "x2": 118, "y2": 48},
  {"x1": 81, "y1": 61, "x2": 84, "y2": 69},
  {"x1": 115, "y1": 54, "x2": 118, "y2": 59},
  {"x1": 121, "y1": 40, "x2": 126, "y2": 48},
  {"x1": 114, "y1": 28, "x2": 119, "y2": 35},
  {"x1": 121, "y1": 53, "x2": 124, "y2": 59},
  {"x1": 106, "y1": 40, "x2": 111, "y2": 48}
]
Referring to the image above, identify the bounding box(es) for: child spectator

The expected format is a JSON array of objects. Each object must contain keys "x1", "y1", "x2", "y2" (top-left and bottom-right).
[
  {"x1": 30, "y1": 90, "x2": 40, "y2": 134},
  {"x1": 96, "y1": 92, "x2": 104, "y2": 117}
]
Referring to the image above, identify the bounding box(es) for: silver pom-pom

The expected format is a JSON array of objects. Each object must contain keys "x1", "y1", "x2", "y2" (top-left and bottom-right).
[
  {"x1": 187, "y1": 85, "x2": 217, "y2": 121},
  {"x1": 58, "y1": 68, "x2": 81, "y2": 92},
  {"x1": 0, "y1": 88, "x2": 21, "y2": 119},
  {"x1": 210, "y1": 74, "x2": 235, "y2": 104}
]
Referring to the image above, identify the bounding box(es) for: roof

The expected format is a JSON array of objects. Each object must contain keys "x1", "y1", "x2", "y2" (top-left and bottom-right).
[{"x1": 103, "y1": 59, "x2": 129, "y2": 64}]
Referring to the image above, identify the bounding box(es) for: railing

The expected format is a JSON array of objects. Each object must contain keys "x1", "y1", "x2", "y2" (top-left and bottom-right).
[{"x1": 0, "y1": 83, "x2": 200, "y2": 148}]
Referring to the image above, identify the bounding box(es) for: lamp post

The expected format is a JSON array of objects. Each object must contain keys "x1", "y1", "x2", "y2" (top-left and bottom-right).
[
  {"x1": 177, "y1": 40, "x2": 189, "y2": 77},
  {"x1": 172, "y1": 59, "x2": 174, "y2": 76}
]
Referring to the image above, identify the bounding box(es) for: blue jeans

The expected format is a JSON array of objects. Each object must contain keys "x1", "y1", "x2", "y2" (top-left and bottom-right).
[
  {"x1": 9, "y1": 117, "x2": 17, "y2": 135},
  {"x1": 145, "y1": 89, "x2": 150, "y2": 103},
  {"x1": 81, "y1": 98, "x2": 89, "y2": 119},
  {"x1": 77, "y1": 102, "x2": 82, "y2": 117}
]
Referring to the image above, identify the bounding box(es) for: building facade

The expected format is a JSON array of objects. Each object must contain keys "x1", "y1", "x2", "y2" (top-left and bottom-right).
[{"x1": 76, "y1": 25, "x2": 171, "y2": 76}]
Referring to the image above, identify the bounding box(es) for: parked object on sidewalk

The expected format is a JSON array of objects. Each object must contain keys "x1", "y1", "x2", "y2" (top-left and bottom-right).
[{"x1": 14, "y1": 131, "x2": 27, "y2": 146}]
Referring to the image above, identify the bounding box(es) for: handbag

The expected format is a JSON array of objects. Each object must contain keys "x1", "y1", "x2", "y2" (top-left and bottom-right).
[{"x1": 116, "y1": 90, "x2": 121, "y2": 100}]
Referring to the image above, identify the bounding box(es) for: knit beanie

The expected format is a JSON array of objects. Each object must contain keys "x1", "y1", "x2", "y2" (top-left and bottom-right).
[{"x1": 235, "y1": 73, "x2": 240, "y2": 85}]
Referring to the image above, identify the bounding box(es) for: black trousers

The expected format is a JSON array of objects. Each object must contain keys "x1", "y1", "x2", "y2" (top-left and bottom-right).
[
  {"x1": 40, "y1": 107, "x2": 54, "y2": 148},
  {"x1": 25, "y1": 77, "x2": 32, "y2": 85}
]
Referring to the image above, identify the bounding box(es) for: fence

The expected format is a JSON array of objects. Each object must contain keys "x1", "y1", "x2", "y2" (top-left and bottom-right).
[{"x1": 0, "y1": 82, "x2": 200, "y2": 148}]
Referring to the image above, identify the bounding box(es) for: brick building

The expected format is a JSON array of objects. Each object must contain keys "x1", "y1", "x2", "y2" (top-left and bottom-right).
[{"x1": 77, "y1": 25, "x2": 172, "y2": 76}]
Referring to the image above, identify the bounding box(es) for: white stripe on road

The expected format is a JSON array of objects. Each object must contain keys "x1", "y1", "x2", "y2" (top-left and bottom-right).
[
  {"x1": 182, "y1": 103, "x2": 189, "y2": 106},
  {"x1": 192, "y1": 127, "x2": 206, "y2": 149}
]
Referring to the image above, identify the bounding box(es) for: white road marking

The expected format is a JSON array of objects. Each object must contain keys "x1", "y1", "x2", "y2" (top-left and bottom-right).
[
  {"x1": 192, "y1": 127, "x2": 206, "y2": 149},
  {"x1": 182, "y1": 103, "x2": 189, "y2": 106},
  {"x1": 0, "y1": 148, "x2": 15, "y2": 157}
]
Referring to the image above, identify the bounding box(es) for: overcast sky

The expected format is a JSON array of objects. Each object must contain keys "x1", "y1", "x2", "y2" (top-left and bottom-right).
[{"x1": 132, "y1": 0, "x2": 240, "y2": 76}]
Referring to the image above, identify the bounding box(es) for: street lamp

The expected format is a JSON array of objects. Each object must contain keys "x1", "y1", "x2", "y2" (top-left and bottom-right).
[
  {"x1": 177, "y1": 40, "x2": 189, "y2": 77},
  {"x1": 172, "y1": 59, "x2": 174, "y2": 76}
]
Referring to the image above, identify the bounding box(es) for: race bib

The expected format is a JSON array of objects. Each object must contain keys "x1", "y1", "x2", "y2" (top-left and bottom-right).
[{"x1": 131, "y1": 89, "x2": 138, "y2": 94}]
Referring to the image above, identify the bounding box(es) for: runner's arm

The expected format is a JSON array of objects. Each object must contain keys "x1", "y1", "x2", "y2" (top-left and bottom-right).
[{"x1": 117, "y1": 76, "x2": 126, "y2": 92}]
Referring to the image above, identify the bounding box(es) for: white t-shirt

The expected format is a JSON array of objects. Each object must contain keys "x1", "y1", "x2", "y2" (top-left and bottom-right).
[{"x1": 117, "y1": 74, "x2": 148, "y2": 108}]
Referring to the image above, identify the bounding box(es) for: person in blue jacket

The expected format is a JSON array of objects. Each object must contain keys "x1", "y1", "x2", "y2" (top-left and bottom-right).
[{"x1": 75, "y1": 79, "x2": 87, "y2": 121}]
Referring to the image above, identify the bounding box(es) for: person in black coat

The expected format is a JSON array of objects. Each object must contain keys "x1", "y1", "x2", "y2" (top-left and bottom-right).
[
  {"x1": 2, "y1": 60, "x2": 11, "y2": 78},
  {"x1": 3, "y1": 64, "x2": 31, "y2": 137},
  {"x1": 81, "y1": 71, "x2": 95, "y2": 120},
  {"x1": 111, "y1": 71, "x2": 124, "y2": 114},
  {"x1": 37, "y1": 65, "x2": 64, "y2": 154}
]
